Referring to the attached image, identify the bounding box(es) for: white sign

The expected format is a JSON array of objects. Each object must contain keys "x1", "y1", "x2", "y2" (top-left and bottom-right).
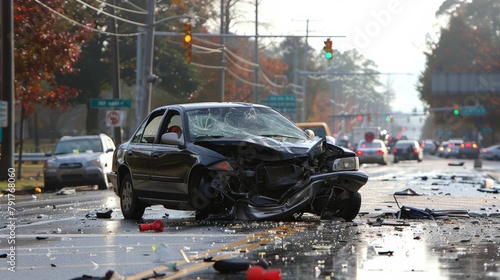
[
  {"x1": 105, "y1": 110, "x2": 126, "y2": 127},
  {"x1": 0, "y1": 101, "x2": 7, "y2": 127}
]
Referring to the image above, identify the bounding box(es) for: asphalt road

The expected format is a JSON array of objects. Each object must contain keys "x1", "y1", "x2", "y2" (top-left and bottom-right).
[{"x1": 1, "y1": 155, "x2": 499, "y2": 279}]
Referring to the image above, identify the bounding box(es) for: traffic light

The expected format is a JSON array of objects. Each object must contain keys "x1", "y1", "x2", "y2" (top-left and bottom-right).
[
  {"x1": 356, "y1": 114, "x2": 363, "y2": 121},
  {"x1": 183, "y1": 23, "x2": 192, "y2": 63},
  {"x1": 323, "y1": 39, "x2": 333, "y2": 60},
  {"x1": 453, "y1": 104, "x2": 460, "y2": 115},
  {"x1": 385, "y1": 115, "x2": 393, "y2": 122}
]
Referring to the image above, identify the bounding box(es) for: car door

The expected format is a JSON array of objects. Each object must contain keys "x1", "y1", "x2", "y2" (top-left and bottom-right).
[
  {"x1": 149, "y1": 109, "x2": 197, "y2": 202},
  {"x1": 125, "y1": 109, "x2": 165, "y2": 195}
]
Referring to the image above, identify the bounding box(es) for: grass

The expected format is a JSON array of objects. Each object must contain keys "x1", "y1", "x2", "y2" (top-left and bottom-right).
[{"x1": 0, "y1": 163, "x2": 45, "y2": 192}]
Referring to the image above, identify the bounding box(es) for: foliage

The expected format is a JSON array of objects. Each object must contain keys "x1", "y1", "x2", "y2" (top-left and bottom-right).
[{"x1": 13, "y1": 0, "x2": 93, "y2": 116}]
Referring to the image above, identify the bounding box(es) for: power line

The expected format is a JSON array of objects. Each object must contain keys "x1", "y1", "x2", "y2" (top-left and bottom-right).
[
  {"x1": 92, "y1": 0, "x2": 148, "y2": 14},
  {"x1": 73, "y1": 0, "x2": 146, "y2": 27}
]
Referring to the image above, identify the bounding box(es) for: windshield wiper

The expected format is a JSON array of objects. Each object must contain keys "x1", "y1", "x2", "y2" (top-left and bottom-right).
[
  {"x1": 259, "y1": 134, "x2": 301, "y2": 139},
  {"x1": 194, "y1": 135, "x2": 225, "y2": 140}
]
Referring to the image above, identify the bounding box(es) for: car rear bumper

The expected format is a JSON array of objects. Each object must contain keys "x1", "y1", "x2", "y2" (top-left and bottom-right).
[{"x1": 44, "y1": 166, "x2": 107, "y2": 187}]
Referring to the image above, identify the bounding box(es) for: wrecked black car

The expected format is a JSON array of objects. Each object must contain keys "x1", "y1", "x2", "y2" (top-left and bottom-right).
[{"x1": 110, "y1": 102, "x2": 368, "y2": 221}]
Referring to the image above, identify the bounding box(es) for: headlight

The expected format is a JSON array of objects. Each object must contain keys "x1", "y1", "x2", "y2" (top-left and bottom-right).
[
  {"x1": 332, "y1": 157, "x2": 359, "y2": 171},
  {"x1": 44, "y1": 161, "x2": 56, "y2": 169},
  {"x1": 87, "y1": 158, "x2": 102, "y2": 167}
]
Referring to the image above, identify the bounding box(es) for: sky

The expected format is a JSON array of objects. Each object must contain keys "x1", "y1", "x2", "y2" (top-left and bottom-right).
[{"x1": 234, "y1": 0, "x2": 447, "y2": 113}]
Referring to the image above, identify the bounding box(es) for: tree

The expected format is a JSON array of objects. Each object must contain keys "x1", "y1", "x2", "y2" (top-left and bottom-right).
[{"x1": 14, "y1": 0, "x2": 93, "y2": 116}]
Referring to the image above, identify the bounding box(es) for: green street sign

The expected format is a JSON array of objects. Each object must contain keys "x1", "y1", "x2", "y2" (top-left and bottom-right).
[
  {"x1": 461, "y1": 106, "x2": 486, "y2": 116},
  {"x1": 90, "y1": 98, "x2": 132, "y2": 108},
  {"x1": 262, "y1": 95, "x2": 297, "y2": 114}
]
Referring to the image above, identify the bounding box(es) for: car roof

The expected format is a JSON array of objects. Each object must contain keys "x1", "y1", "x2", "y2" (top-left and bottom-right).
[{"x1": 153, "y1": 102, "x2": 269, "y2": 112}]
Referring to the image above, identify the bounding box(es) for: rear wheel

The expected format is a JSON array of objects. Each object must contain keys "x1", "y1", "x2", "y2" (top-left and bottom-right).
[{"x1": 120, "y1": 174, "x2": 146, "y2": 220}]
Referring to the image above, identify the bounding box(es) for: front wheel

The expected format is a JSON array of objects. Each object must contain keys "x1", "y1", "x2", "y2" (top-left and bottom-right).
[
  {"x1": 312, "y1": 189, "x2": 362, "y2": 222},
  {"x1": 120, "y1": 174, "x2": 146, "y2": 220}
]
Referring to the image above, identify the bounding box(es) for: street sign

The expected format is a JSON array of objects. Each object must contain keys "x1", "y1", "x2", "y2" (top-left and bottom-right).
[
  {"x1": 262, "y1": 95, "x2": 297, "y2": 114},
  {"x1": 461, "y1": 106, "x2": 486, "y2": 116},
  {"x1": 90, "y1": 98, "x2": 132, "y2": 108},
  {"x1": 105, "y1": 110, "x2": 126, "y2": 127}
]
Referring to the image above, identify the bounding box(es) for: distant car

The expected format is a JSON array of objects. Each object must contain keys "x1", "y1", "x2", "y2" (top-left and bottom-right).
[
  {"x1": 444, "y1": 138, "x2": 464, "y2": 158},
  {"x1": 437, "y1": 141, "x2": 449, "y2": 157},
  {"x1": 480, "y1": 144, "x2": 500, "y2": 161},
  {"x1": 392, "y1": 140, "x2": 423, "y2": 163},
  {"x1": 355, "y1": 139, "x2": 388, "y2": 165},
  {"x1": 458, "y1": 141, "x2": 480, "y2": 159},
  {"x1": 421, "y1": 139, "x2": 439, "y2": 155},
  {"x1": 43, "y1": 134, "x2": 116, "y2": 191}
]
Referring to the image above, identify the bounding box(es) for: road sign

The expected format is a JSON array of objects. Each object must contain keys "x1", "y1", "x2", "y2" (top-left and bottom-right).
[
  {"x1": 262, "y1": 95, "x2": 297, "y2": 114},
  {"x1": 461, "y1": 106, "x2": 486, "y2": 116},
  {"x1": 90, "y1": 98, "x2": 132, "y2": 108},
  {"x1": 106, "y1": 110, "x2": 126, "y2": 127}
]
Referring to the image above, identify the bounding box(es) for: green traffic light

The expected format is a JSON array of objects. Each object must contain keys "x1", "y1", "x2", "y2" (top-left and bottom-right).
[
  {"x1": 325, "y1": 52, "x2": 333, "y2": 59},
  {"x1": 453, "y1": 109, "x2": 459, "y2": 115}
]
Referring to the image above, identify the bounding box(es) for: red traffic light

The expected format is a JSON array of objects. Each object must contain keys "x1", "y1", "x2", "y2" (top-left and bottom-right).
[
  {"x1": 365, "y1": 132, "x2": 375, "y2": 142},
  {"x1": 356, "y1": 115, "x2": 363, "y2": 121}
]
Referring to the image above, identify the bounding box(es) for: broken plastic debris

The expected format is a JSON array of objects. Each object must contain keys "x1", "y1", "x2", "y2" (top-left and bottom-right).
[
  {"x1": 246, "y1": 265, "x2": 281, "y2": 280},
  {"x1": 96, "y1": 209, "x2": 113, "y2": 219},
  {"x1": 394, "y1": 188, "x2": 419, "y2": 196},
  {"x1": 152, "y1": 243, "x2": 170, "y2": 263},
  {"x1": 448, "y1": 161, "x2": 465, "y2": 166},
  {"x1": 139, "y1": 220, "x2": 164, "y2": 232},
  {"x1": 213, "y1": 258, "x2": 269, "y2": 273},
  {"x1": 57, "y1": 187, "x2": 76, "y2": 195},
  {"x1": 70, "y1": 270, "x2": 125, "y2": 280}
]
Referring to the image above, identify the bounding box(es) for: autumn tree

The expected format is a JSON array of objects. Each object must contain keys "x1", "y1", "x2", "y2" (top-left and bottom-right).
[{"x1": 14, "y1": 0, "x2": 93, "y2": 116}]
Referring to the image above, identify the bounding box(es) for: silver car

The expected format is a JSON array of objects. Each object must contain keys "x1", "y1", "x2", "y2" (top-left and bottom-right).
[
  {"x1": 480, "y1": 144, "x2": 500, "y2": 161},
  {"x1": 43, "y1": 134, "x2": 115, "y2": 191},
  {"x1": 356, "y1": 139, "x2": 388, "y2": 165}
]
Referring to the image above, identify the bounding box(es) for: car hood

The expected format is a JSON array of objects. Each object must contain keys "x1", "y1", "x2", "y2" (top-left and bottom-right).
[
  {"x1": 194, "y1": 136, "x2": 341, "y2": 161},
  {"x1": 48, "y1": 152, "x2": 102, "y2": 163}
]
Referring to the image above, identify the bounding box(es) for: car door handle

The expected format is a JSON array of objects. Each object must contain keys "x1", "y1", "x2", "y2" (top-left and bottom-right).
[
  {"x1": 152, "y1": 152, "x2": 160, "y2": 158},
  {"x1": 126, "y1": 151, "x2": 133, "y2": 156}
]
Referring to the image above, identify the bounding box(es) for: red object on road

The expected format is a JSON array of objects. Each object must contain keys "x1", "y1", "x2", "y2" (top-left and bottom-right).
[
  {"x1": 139, "y1": 220, "x2": 164, "y2": 232},
  {"x1": 246, "y1": 265, "x2": 281, "y2": 280}
]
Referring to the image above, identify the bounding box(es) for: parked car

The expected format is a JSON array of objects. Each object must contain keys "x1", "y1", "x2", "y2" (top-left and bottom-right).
[
  {"x1": 421, "y1": 139, "x2": 439, "y2": 155},
  {"x1": 444, "y1": 138, "x2": 464, "y2": 158},
  {"x1": 355, "y1": 139, "x2": 388, "y2": 165},
  {"x1": 457, "y1": 141, "x2": 480, "y2": 159},
  {"x1": 110, "y1": 102, "x2": 367, "y2": 221},
  {"x1": 437, "y1": 141, "x2": 449, "y2": 157},
  {"x1": 43, "y1": 134, "x2": 116, "y2": 190},
  {"x1": 392, "y1": 140, "x2": 423, "y2": 163},
  {"x1": 480, "y1": 144, "x2": 500, "y2": 161}
]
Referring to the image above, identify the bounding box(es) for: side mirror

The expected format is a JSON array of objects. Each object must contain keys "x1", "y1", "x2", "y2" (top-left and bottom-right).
[
  {"x1": 106, "y1": 148, "x2": 114, "y2": 153},
  {"x1": 304, "y1": 129, "x2": 315, "y2": 140},
  {"x1": 161, "y1": 132, "x2": 185, "y2": 146}
]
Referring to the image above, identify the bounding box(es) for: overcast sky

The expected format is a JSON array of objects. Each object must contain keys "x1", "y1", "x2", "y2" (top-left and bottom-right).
[{"x1": 234, "y1": 0, "x2": 447, "y2": 113}]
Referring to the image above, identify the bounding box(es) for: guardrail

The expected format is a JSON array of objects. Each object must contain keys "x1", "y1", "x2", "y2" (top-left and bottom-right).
[{"x1": 14, "y1": 153, "x2": 49, "y2": 162}]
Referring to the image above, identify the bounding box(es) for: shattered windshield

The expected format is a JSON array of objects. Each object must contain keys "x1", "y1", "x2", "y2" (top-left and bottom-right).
[{"x1": 186, "y1": 107, "x2": 308, "y2": 141}]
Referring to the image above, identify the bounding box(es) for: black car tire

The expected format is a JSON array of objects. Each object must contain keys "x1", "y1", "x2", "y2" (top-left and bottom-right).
[
  {"x1": 98, "y1": 178, "x2": 109, "y2": 190},
  {"x1": 120, "y1": 174, "x2": 146, "y2": 220},
  {"x1": 336, "y1": 191, "x2": 362, "y2": 222},
  {"x1": 44, "y1": 181, "x2": 59, "y2": 191}
]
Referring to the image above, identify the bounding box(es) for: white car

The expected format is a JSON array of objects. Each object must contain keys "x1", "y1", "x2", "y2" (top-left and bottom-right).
[
  {"x1": 43, "y1": 134, "x2": 115, "y2": 191},
  {"x1": 355, "y1": 139, "x2": 388, "y2": 165}
]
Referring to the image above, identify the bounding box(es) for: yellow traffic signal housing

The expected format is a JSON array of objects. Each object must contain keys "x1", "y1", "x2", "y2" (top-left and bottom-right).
[{"x1": 183, "y1": 23, "x2": 192, "y2": 63}]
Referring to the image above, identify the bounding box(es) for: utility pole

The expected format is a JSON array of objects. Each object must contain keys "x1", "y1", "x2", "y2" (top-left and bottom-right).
[
  {"x1": 301, "y1": 19, "x2": 309, "y2": 122},
  {"x1": 218, "y1": 0, "x2": 225, "y2": 102},
  {"x1": 0, "y1": 0, "x2": 14, "y2": 180},
  {"x1": 139, "y1": 0, "x2": 156, "y2": 121},
  {"x1": 109, "y1": 0, "x2": 122, "y2": 144},
  {"x1": 253, "y1": 0, "x2": 259, "y2": 103}
]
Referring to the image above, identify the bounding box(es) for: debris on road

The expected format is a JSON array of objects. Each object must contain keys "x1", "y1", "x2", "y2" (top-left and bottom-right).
[
  {"x1": 57, "y1": 187, "x2": 76, "y2": 195},
  {"x1": 213, "y1": 258, "x2": 269, "y2": 273},
  {"x1": 139, "y1": 220, "x2": 164, "y2": 232}
]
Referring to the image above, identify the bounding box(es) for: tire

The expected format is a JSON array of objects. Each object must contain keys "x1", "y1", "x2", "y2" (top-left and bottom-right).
[
  {"x1": 98, "y1": 177, "x2": 109, "y2": 190},
  {"x1": 44, "y1": 181, "x2": 60, "y2": 192},
  {"x1": 120, "y1": 174, "x2": 146, "y2": 220},
  {"x1": 313, "y1": 189, "x2": 362, "y2": 222}
]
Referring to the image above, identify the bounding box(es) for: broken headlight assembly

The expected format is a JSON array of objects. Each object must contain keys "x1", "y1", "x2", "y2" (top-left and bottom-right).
[{"x1": 332, "y1": 156, "x2": 359, "y2": 171}]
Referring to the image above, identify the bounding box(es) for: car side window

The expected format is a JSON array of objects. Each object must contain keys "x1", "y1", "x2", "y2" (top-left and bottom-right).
[{"x1": 132, "y1": 110, "x2": 165, "y2": 144}]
